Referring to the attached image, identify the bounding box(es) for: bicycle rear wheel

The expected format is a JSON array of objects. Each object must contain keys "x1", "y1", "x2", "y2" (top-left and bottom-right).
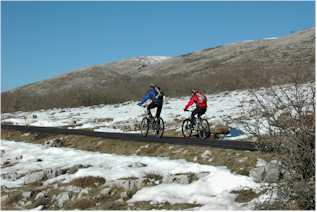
[
  {"x1": 199, "y1": 119, "x2": 210, "y2": 139},
  {"x1": 140, "y1": 117, "x2": 150, "y2": 137},
  {"x1": 182, "y1": 119, "x2": 193, "y2": 138}
]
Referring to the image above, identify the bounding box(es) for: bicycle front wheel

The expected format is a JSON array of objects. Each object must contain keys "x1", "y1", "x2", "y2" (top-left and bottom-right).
[
  {"x1": 140, "y1": 117, "x2": 150, "y2": 137},
  {"x1": 182, "y1": 119, "x2": 192, "y2": 138}
]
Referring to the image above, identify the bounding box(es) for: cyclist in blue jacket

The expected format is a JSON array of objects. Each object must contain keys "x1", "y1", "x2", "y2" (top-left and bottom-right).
[{"x1": 138, "y1": 84, "x2": 164, "y2": 120}]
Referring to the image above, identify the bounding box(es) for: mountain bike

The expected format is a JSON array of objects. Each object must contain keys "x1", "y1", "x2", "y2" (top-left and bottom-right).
[
  {"x1": 182, "y1": 110, "x2": 210, "y2": 139},
  {"x1": 140, "y1": 113, "x2": 165, "y2": 137}
]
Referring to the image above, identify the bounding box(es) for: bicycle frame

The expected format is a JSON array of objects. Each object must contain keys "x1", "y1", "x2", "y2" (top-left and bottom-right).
[
  {"x1": 140, "y1": 108, "x2": 164, "y2": 137},
  {"x1": 183, "y1": 110, "x2": 210, "y2": 138},
  {"x1": 185, "y1": 110, "x2": 204, "y2": 126}
]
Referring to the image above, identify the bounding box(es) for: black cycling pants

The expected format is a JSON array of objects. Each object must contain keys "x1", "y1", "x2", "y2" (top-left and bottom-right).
[
  {"x1": 191, "y1": 107, "x2": 206, "y2": 124},
  {"x1": 147, "y1": 102, "x2": 163, "y2": 119}
]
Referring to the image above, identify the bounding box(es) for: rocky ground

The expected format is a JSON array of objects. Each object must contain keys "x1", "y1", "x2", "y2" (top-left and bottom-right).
[{"x1": 1, "y1": 129, "x2": 282, "y2": 210}]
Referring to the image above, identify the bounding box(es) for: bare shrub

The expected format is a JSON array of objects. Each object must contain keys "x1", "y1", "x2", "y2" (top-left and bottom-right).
[{"x1": 241, "y1": 81, "x2": 315, "y2": 209}]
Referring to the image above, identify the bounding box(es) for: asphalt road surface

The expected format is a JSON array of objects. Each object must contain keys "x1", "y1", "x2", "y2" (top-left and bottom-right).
[{"x1": 1, "y1": 124, "x2": 258, "y2": 151}]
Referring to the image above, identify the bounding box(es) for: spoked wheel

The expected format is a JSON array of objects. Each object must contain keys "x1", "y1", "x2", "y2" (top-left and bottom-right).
[
  {"x1": 140, "y1": 117, "x2": 150, "y2": 137},
  {"x1": 182, "y1": 119, "x2": 193, "y2": 138},
  {"x1": 199, "y1": 119, "x2": 210, "y2": 139},
  {"x1": 153, "y1": 117, "x2": 164, "y2": 138}
]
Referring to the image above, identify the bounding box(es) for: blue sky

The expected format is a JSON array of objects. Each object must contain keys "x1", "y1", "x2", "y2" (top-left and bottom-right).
[{"x1": 1, "y1": 1, "x2": 315, "y2": 91}]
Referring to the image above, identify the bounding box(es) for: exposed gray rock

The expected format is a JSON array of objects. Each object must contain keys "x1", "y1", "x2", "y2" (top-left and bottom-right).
[
  {"x1": 201, "y1": 150, "x2": 212, "y2": 160},
  {"x1": 114, "y1": 178, "x2": 145, "y2": 191},
  {"x1": 250, "y1": 166, "x2": 266, "y2": 183},
  {"x1": 264, "y1": 160, "x2": 281, "y2": 183},
  {"x1": 65, "y1": 164, "x2": 91, "y2": 174},
  {"x1": 120, "y1": 191, "x2": 128, "y2": 200},
  {"x1": 34, "y1": 192, "x2": 49, "y2": 209},
  {"x1": 77, "y1": 188, "x2": 90, "y2": 199},
  {"x1": 197, "y1": 171, "x2": 210, "y2": 179},
  {"x1": 43, "y1": 167, "x2": 65, "y2": 179},
  {"x1": 24, "y1": 171, "x2": 45, "y2": 184},
  {"x1": 23, "y1": 168, "x2": 67, "y2": 185},
  {"x1": 25, "y1": 201, "x2": 32, "y2": 207},
  {"x1": 0, "y1": 149, "x2": 5, "y2": 157},
  {"x1": 236, "y1": 156, "x2": 249, "y2": 163},
  {"x1": 55, "y1": 192, "x2": 71, "y2": 208},
  {"x1": 162, "y1": 173, "x2": 199, "y2": 184},
  {"x1": 250, "y1": 159, "x2": 281, "y2": 183},
  {"x1": 31, "y1": 205, "x2": 44, "y2": 210},
  {"x1": 64, "y1": 185, "x2": 82, "y2": 193},
  {"x1": 1, "y1": 155, "x2": 22, "y2": 167},
  {"x1": 112, "y1": 120, "x2": 139, "y2": 132},
  {"x1": 22, "y1": 191, "x2": 32, "y2": 200},
  {"x1": 17, "y1": 199, "x2": 27, "y2": 207},
  {"x1": 100, "y1": 187, "x2": 112, "y2": 196},
  {"x1": 45, "y1": 138, "x2": 64, "y2": 147},
  {"x1": 35, "y1": 191, "x2": 48, "y2": 200},
  {"x1": 1, "y1": 171, "x2": 22, "y2": 180},
  {"x1": 128, "y1": 162, "x2": 147, "y2": 168},
  {"x1": 163, "y1": 174, "x2": 188, "y2": 184}
]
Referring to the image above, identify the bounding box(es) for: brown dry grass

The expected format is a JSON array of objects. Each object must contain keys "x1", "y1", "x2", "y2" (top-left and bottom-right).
[
  {"x1": 68, "y1": 199, "x2": 96, "y2": 209},
  {"x1": 69, "y1": 176, "x2": 106, "y2": 188},
  {"x1": 231, "y1": 189, "x2": 261, "y2": 203},
  {"x1": 1, "y1": 192, "x2": 23, "y2": 210}
]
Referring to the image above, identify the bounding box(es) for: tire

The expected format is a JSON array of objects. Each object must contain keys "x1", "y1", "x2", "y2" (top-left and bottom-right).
[
  {"x1": 199, "y1": 119, "x2": 210, "y2": 139},
  {"x1": 154, "y1": 117, "x2": 165, "y2": 138},
  {"x1": 182, "y1": 119, "x2": 192, "y2": 138},
  {"x1": 140, "y1": 117, "x2": 149, "y2": 137}
]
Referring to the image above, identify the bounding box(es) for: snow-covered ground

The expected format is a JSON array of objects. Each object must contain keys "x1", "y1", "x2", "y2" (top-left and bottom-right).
[
  {"x1": 1, "y1": 139, "x2": 261, "y2": 210},
  {"x1": 1, "y1": 82, "x2": 313, "y2": 140},
  {"x1": 0, "y1": 87, "x2": 255, "y2": 132}
]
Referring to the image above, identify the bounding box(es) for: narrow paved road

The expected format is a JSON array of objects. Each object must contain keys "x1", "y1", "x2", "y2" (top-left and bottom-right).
[{"x1": 1, "y1": 124, "x2": 258, "y2": 151}]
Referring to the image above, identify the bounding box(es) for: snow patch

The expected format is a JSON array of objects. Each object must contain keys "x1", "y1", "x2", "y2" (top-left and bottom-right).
[
  {"x1": 129, "y1": 56, "x2": 172, "y2": 65},
  {"x1": 263, "y1": 37, "x2": 278, "y2": 40},
  {"x1": 1, "y1": 83, "x2": 313, "y2": 139},
  {"x1": 1, "y1": 139, "x2": 260, "y2": 209}
]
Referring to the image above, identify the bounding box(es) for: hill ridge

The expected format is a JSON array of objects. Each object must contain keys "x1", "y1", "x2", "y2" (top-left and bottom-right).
[{"x1": 2, "y1": 28, "x2": 314, "y2": 112}]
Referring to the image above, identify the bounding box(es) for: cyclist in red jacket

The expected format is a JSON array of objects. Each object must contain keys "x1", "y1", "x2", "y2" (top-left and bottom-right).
[{"x1": 184, "y1": 89, "x2": 207, "y2": 126}]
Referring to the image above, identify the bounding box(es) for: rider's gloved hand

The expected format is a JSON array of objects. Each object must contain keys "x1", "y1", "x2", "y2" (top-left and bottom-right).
[{"x1": 184, "y1": 108, "x2": 189, "y2": 111}]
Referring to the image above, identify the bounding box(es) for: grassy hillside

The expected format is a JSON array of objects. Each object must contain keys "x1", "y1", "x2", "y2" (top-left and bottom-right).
[{"x1": 2, "y1": 28, "x2": 315, "y2": 112}]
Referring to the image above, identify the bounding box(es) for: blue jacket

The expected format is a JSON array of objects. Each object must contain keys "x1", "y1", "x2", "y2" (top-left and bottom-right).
[{"x1": 139, "y1": 88, "x2": 162, "y2": 105}]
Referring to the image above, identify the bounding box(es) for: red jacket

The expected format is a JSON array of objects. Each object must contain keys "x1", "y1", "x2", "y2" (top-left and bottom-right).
[{"x1": 184, "y1": 91, "x2": 207, "y2": 110}]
